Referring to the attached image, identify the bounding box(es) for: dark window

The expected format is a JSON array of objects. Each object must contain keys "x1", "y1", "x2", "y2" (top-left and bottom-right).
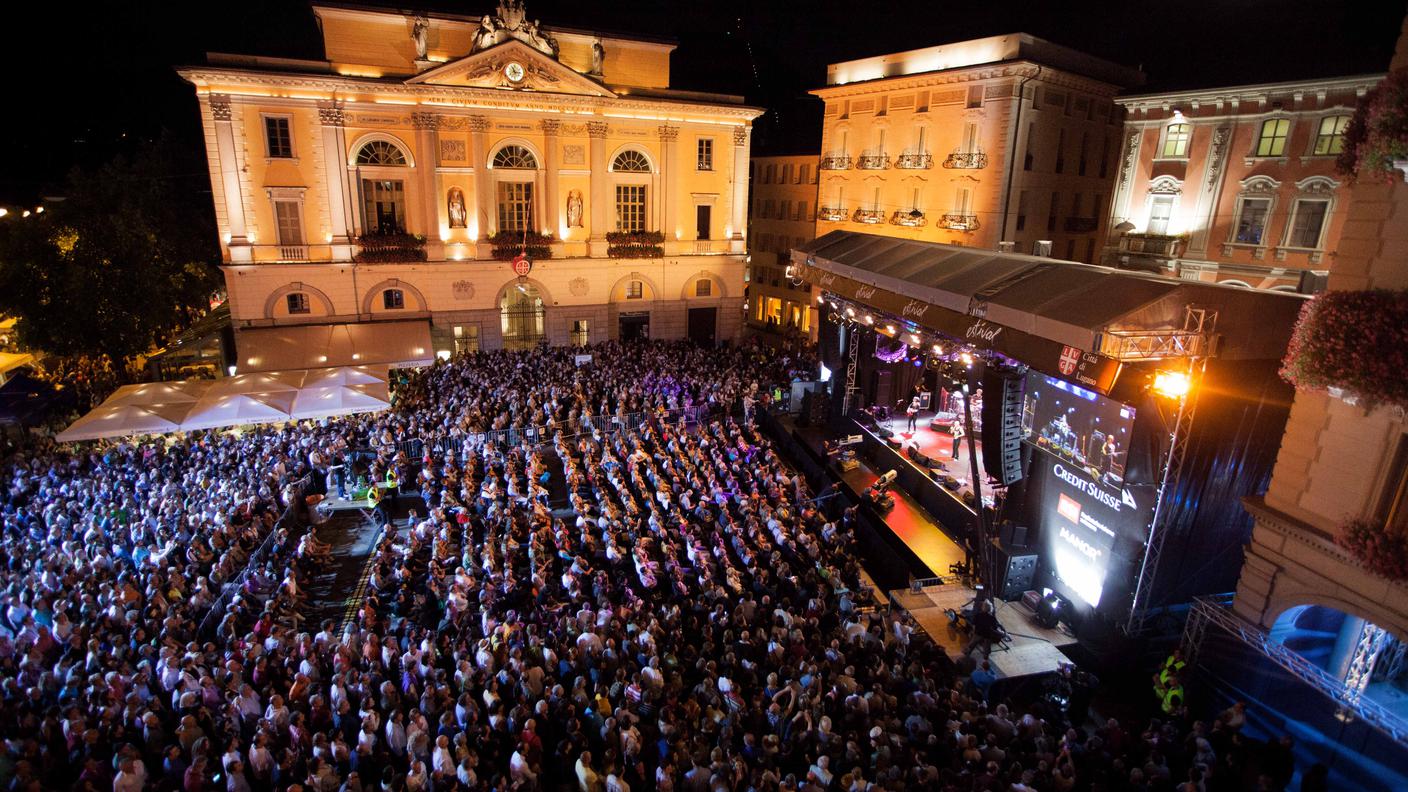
[
  {"x1": 265, "y1": 116, "x2": 293, "y2": 159},
  {"x1": 383, "y1": 289, "x2": 405, "y2": 310},
  {"x1": 286, "y1": 293, "x2": 310, "y2": 314}
]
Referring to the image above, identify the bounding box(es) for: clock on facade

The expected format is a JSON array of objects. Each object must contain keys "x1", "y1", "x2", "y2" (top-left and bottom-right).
[{"x1": 503, "y1": 62, "x2": 526, "y2": 84}]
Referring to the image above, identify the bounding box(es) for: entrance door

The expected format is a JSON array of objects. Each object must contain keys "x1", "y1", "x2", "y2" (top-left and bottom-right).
[
  {"x1": 688, "y1": 307, "x2": 717, "y2": 346},
  {"x1": 696, "y1": 205, "x2": 711, "y2": 240},
  {"x1": 619, "y1": 312, "x2": 650, "y2": 341}
]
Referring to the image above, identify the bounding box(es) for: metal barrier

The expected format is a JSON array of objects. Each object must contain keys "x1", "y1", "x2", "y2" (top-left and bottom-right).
[
  {"x1": 1182, "y1": 595, "x2": 1408, "y2": 745},
  {"x1": 197, "y1": 480, "x2": 309, "y2": 640}
]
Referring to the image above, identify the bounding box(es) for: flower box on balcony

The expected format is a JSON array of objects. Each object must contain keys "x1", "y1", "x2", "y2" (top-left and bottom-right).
[
  {"x1": 817, "y1": 206, "x2": 848, "y2": 222},
  {"x1": 856, "y1": 154, "x2": 891, "y2": 170},
  {"x1": 1337, "y1": 69, "x2": 1408, "y2": 182},
  {"x1": 1338, "y1": 518, "x2": 1408, "y2": 581},
  {"x1": 1280, "y1": 288, "x2": 1408, "y2": 410},
  {"x1": 488, "y1": 230, "x2": 554, "y2": 262},
  {"x1": 890, "y1": 210, "x2": 926, "y2": 227},
  {"x1": 939, "y1": 213, "x2": 980, "y2": 231},
  {"x1": 353, "y1": 233, "x2": 427, "y2": 263},
  {"x1": 605, "y1": 230, "x2": 665, "y2": 259},
  {"x1": 819, "y1": 155, "x2": 851, "y2": 170},
  {"x1": 852, "y1": 208, "x2": 885, "y2": 224},
  {"x1": 1119, "y1": 232, "x2": 1186, "y2": 257},
  {"x1": 943, "y1": 150, "x2": 988, "y2": 169},
  {"x1": 895, "y1": 152, "x2": 933, "y2": 169}
]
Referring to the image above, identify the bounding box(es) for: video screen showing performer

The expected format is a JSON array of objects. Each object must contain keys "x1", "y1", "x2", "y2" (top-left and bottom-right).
[{"x1": 1023, "y1": 373, "x2": 1134, "y2": 489}]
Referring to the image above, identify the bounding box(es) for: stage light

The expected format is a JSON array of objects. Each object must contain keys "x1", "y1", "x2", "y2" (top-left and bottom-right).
[
  {"x1": 1153, "y1": 370, "x2": 1191, "y2": 399},
  {"x1": 960, "y1": 352, "x2": 973, "y2": 367},
  {"x1": 909, "y1": 333, "x2": 920, "y2": 344},
  {"x1": 884, "y1": 323, "x2": 895, "y2": 334},
  {"x1": 0, "y1": 208, "x2": 7, "y2": 217},
  {"x1": 863, "y1": 315, "x2": 873, "y2": 325},
  {"x1": 845, "y1": 307, "x2": 855, "y2": 318},
  {"x1": 931, "y1": 343, "x2": 943, "y2": 355}
]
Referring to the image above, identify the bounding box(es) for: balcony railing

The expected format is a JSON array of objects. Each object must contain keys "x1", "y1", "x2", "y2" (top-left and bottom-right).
[
  {"x1": 895, "y1": 152, "x2": 934, "y2": 169},
  {"x1": 1119, "y1": 232, "x2": 1186, "y2": 257},
  {"x1": 817, "y1": 206, "x2": 848, "y2": 222},
  {"x1": 942, "y1": 149, "x2": 989, "y2": 169},
  {"x1": 890, "y1": 210, "x2": 926, "y2": 227},
  {"x1": 353, "y1": 233, "x2": 428, "y2": 263},
  {"x1": 693, "y1": 239, "x2": 726, "y2": 255},
  {"x1": 856, "y1": 154, "x2": 891, "y2": 170},
  {"x1": 1064, "y1": 217, "x2": 1099, "y2": 234},
  {"x1": 852, "y1": 208, "x2": 885, "y2": 224},
  {"x1": 276, "y1": 244, "x2": 309, "y2": 262},
  {"x1": 939, "y1": 213, "x2": 980, "y2": 231},
  {"x1": 819, "y1": 155, "x2": 852, "y2": 170}
]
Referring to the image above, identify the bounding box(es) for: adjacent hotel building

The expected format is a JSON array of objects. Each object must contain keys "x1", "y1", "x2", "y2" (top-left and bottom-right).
[
  {"x1": 180, "y1": 1, "x2": 760, "y2": 369},
  {"x1": 746, "y1": 153, "x2": 820, "y2": 342},
  {"x1": 1107, "y1": 73, "x2": 1383, "y2": 291},
  {"x1": 810, "y1": 34, "x2": 1143, "y2": 262}
]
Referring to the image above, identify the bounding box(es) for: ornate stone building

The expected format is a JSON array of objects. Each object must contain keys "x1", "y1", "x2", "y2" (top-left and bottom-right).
[
  {"x1": 180, "y1": 1, "x2": 760, "y2": 368},
  {"x1": 810, "y1": 34, "x2": 1143, "y2": 262},
  {"x1": 746, "y1": 153, "x2": 819, "y2": 342},
  {"x1": 1107, "y1": 74, "x2": 1383, "y2": 291}
]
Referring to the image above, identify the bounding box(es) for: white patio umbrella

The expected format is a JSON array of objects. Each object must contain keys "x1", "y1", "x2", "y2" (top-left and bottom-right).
[
  {"x1": 180, "y1": 391, "x2": 298, "y2": 431},
  {"x1": 289, "y1": 383, "x2": 391, "y2": 420},
  {"x1": 300, "y1": 364, "x2": 391, "y2": 389},
  {"x1": 103, "y1": 380, "x2": 211, "y2": 406},
  {"x1": 56, "y1": 402, "x2": 197, "y2": 442}
]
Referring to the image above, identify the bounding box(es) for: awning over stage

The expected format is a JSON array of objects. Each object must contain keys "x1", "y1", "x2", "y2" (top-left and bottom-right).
[
  {"x1": 56, "y1": 364, "x2": 393, "y2": 441},
  {"x1": 233, "y1": 320, "x2": 434, "y2": 373},
  {"x1": 795, "y1": 232, "x2": 1307, "y2": 389}
]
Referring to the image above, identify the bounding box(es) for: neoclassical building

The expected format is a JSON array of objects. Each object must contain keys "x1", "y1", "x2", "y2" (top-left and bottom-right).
[
  {"x1": 746, "y1": 153, "x2": 820, "y2": 342},
  {"x1": 1105, "y1": 73, "x2": 1382, "y2": 291},
  {"x1": 180, "y1": 1, "x2": 759, "y2": 369}
]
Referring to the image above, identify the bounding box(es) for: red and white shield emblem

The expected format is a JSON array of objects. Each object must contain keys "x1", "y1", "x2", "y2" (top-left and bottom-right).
[
  {"x1": 511, "y1": 254, "x2": 533, "y2": 277},
  {"x1": 1058, "y1": 345, "x2": 1081, "y2": 376}
]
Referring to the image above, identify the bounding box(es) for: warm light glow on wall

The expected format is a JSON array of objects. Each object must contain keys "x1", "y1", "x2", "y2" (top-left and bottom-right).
[
  {"x1": 337, "y1": 68, "x2": 384, "y2": 78},
  {"x1": 827, "y1": 35, "x2": 1016, "y2": 85}
]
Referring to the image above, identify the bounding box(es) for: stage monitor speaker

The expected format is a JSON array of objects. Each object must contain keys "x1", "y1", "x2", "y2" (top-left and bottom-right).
[
  {"x1": 981, "y1": 368, "x2": 1026, "y2": 486},
  {"x1": 997, "y1": 521, "x2": 1030, "y2": 548},
  {"x1": 991, "y1": 540, "x2": 1039, "y2": 601},
  {"x1": 800, "y1": 391, "x2": 830, "y2": 427}
]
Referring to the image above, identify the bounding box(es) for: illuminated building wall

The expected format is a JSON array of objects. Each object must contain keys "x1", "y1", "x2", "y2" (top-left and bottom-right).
[
  {"x1": 747, "y1": 154, "x2": 820, "y2": 341},
  {"x1": 1108, "y1": 74, "x2": 1382, "y2": 291},
  {"x1": 811, "y1": 34, "x2": 1142, "y2": 262},
  {"x1": 180, "y1": 2, "x2": 761, "y2": 354}
]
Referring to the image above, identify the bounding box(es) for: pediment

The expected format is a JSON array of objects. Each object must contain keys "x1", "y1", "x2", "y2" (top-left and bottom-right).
[{"x1": 408, "y1": 40, "x2": 615, "y2": 98}]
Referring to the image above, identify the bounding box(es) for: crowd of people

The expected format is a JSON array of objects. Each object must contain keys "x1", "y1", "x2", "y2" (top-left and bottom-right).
[{"x1": 0, "y1": 340, "x2": 1306, "y2": 792}]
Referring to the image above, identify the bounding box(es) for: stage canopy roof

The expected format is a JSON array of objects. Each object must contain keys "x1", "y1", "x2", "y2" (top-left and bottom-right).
[
  {"x1": 795, "y1": 231, "x2": 1308, "y2": 375},
  {"x1": 55, "y1": 364, "x2": 393, "y2": 442},
  {"x1": 234, "y1": 320, "x2": 434, "y2": 373}
]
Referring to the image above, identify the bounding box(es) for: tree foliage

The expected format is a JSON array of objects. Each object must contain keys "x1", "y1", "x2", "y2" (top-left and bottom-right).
[{"x1": 0, "y1": 134, "x2": 221, "y2": 369}]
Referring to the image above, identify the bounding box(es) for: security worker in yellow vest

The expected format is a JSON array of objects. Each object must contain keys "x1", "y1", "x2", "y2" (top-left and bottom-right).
[
  {"x1": 369, "y1": 478, "x2": 389, "y2": 527},
  {"x1": 1161, "y1": 669, "x2": 1186, "y2": 716},
  {"x1": 1153, "y1": 648, "x2": 1187, "y2": 711}
]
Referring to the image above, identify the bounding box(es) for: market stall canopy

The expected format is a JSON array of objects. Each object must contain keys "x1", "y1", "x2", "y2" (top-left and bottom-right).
[
  {"x1": 795, "y1": 231, "x2": 1307, "y2": 364},
  {"x1": 290, "y1": 382, "x2": 392, "y2": 419},
  {"x1": 56, "y1": 402, "x2": 196, "y2": 442},
  {"x1": 104, "y1": 380, "x2": 212, "y2": 406},
  {"x1": 180, "y1": 391, "x2": 299, "y2": 431},
  {"x1": 301, "y1": 365, "x2": 390, "y2": 389},
  {"x1": 215, "y1": 370, "x2": 308, "y2": 394},
  {"x1": 234, "y1": 320, "x2": 433, "y2": 373}
]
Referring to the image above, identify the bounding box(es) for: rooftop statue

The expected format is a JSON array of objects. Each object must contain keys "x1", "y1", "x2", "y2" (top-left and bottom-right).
[{"x1": 470, "y1": 1, "x2": 560, "y2": 58}]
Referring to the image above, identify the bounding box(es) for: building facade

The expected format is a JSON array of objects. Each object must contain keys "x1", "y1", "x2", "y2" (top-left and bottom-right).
[
  {"x1": 810, "y1": 34, "x2": 1142, "y2": 263},
  {"x1": 180, "y1": 1, "x2": 760, "y2": 367},
  {"x1": 1107, "y1": 74, "x2": 1383, "y2": 291},
  {"x1": 746, "y1": 154, "x2": 819, "y2": 341}
]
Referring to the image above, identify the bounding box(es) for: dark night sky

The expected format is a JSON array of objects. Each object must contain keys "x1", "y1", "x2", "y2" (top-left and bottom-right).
[{"x1": 1, "y1": 0, "x2": 1403, "y2": 205}]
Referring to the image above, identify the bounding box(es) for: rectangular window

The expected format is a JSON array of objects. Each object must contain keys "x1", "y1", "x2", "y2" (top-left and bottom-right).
[
  {"x1": 626, "y1": 280, "x2": 644, "y2": 299},
  {"x1": 962, "y1": 123, "x2": 979, "y2": 153},
  {"x1": 1078, "y1": 132, "x2": 1089, "y2": 175},
  {"x1": 695, "y1": 278, "x2": 712, "y2": 297},
  {"x1": 1072, "y1": 193, "x2": 1083, "y2": 219},
  {"x1": 765, "y1": 164, "x2": 776, "y2": 183},
  {"x1": 1099, "y1": 134, "x2": 1110, "y2": 178},
  {"x1": 1313, "y1": 116, "x2": 1350, "y2": 156},
  {"x1": 1016, "y1": 190, "x2": 1029, "y2": 232},
  {"x1": 780, "y1": 200, "x2": 792, "y2": 222},
  {"x1": 798, "y1": 201, "x2": 809, "y2": 221},
  {"x1": 1288, "y1": 199, "x2": 1329, "y2": 248},
  {"x1": 383, "y1": 289, "x2": 404, "y2": 310},
  {"x1": 362, "y1": 179, "x2": 405, "y2": 235},
  {"x1": 954, "y1": 187, "x2": 972, "y2": 214},
  {"x1": 782, "y1": 164, "x2": 793, "y2": 184},
  {"x1": 1065, "y1": 239, "x2": 1076, "y2": 260},
  {"x1": 1048, "y1": 192, "x2": 1060, "y2": 233},
  {"x1": 264, "y1": 116, "x2": 293, "y2": 159},
  {"x1": 1084, "y1": 238, "x2": 1096, "y2": 264},
  {"x1": 615, "y1": 184, "x2": 647, "y2": 232},
  {"x1": 765, "y1": 297, "x2": 783, "y2": 325},
  {"x1": 286, "y1": 293, "x2": 309, "y2": 314},
  {"x1": 1024, "y1": 122, "x2": 1035, "y2": 171},
  {"x1": 1162, "y1": 123, "x2": 1191, "y2": 158},
  {"x1": 1255, "y1": 118, "x2": 1290, "y2": 157},
  {"x1": 1055, "y1": 129, "x2": 1066, "y2": 173},
  {"x1": 1376, "y1": 434, "x2": 1408, "y2": 532},
  {"x1": 1148, "y1": 195, "x2": 1174, "y2": 235},
  {"x1": 697, "y1": 138, "x2": 714, "y2": 170},
  {"x1": 799, "y1": 164, "x2": 811, "y2": 184},
  {"x1": 497, "y1": 181, "x2": 534, "y2": 233},
  {"x1": 763, "y1": 199, "x2": 774, "y2": 219},
  {"x1": 570, "y1": 320, "x2": 590, "y2": 346},
  {"x1": 1234, "y1": 198, "x2": 1271, "y2": 244},
  {"x1": 273, "y1": 200, "x2": 303, "y2": 246},
  {"x1": 966, "y1": 85, "x2": 984, "y2": 109},
  {"x1": 453, "y1": 324, "x2": 480, "y2": 354}
]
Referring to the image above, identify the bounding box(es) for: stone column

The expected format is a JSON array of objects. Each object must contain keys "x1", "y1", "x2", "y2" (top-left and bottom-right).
[
  {"x1": 588, "y1": 120, "x2": 610, "y2": 257},
  {"x1": 211, "y1": 95, "x2": 252, "y2": 262},
  {"x1": 412, "y1": 112, "x2": 444, "y2": 260},
  {"x1": 658, "y1": 125, "x2": 679, "y2": 242},
  {"x1": 540, "y1": 119, "x2": 561, "y2": 238},
  {"x1": 469, "y1": 115, "x2": 492, "y2": 248},
  {"x1": 729, "y1": 125, "x2": 750, "y2": 253},
  {"x1": 317, "y1": 101, "x2": 354, "y2": 260}
]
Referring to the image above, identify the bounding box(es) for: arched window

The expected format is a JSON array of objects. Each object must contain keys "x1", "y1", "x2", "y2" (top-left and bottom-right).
[
  {"x1": 356, "y1": 140, "x2": 408, "y2": 166},
  {"x1": 492, "y1": 145, "x2": 538, "y2": 169},
  {"x1": 501, "y1": 282, "x2": 545, "y2": 351},
  {"x1": 383, "y1": 289, "x2": 405, "y2": 310},
  {"x1": 612, "y1": 150, "x2": 652, "y2": 173}
]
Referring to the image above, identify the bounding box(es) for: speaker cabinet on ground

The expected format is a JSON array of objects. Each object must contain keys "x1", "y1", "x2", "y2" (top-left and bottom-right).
[
  {"x1": 981, "y1": 368, "x2": 1026, "y2": 485},
  {"x1": 991, "y1": 539, "x2": 1039, "y2": 601}
]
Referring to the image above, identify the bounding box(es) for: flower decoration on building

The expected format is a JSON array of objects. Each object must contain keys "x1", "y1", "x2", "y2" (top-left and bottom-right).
[
  {"x1": 605, "y1": 230, "x2": 665, "y2": 259},
  {"x1": 1279, "y1": 288, "x2": 1408, "y2": 410},
  {"x1": 1338, "y1": 518, "x2": 1408, "y2": 581},
  {"x1": 1336, "y1": 69, "x2": 1408, "y2": 182}
]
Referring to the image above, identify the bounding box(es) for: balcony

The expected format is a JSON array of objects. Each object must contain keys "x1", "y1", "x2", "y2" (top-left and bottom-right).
[
  {"x1": 819, "y1": 155, "x2": 852, "y2": 170},
  {"x1": 1064, "y1": 217, "x2": 1099, "y2": 234},
  {"x1": 352, "y1": 233, "x2": 428, "y2": 263},
  {"x1": 692, "y1": 239, "x2": 727, "y2": 255},
  {"x1": 856, "y1": 154, "x2": 891, "y2": 170},
  {"x1": 895, "y1": 152, "x2": 934, "y2": 169},
  {"x1": 890, "y1": 210, "x2": 926, "y2": 227},
  {"x1": 1119, "y1": 232, "x2": 1186, "y2": 258},
  {"x1": 939, "y1": 213, "x2": 980, "y2": 231},
  {"x1": 942, "y1": 149, "x2": 989, "y2": 169},
  {"x1": 276, "y1": 244, "x2": 309, "y2": 262},
  {"x1": 852, "y1": 208, "x2": 885, "y2": 224},
  {"x1": 817, "y1": 206, "x2": 848, "y2": 222}
]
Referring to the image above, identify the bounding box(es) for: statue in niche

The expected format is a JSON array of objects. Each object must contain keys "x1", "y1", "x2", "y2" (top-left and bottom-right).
[
  {"x1": 447, "y1": 188, "x2": 467, "y2": 228},
  {"x1": 566, "y1": 190, "x2": 584, "y2": 228},
  {"x1": 412, "y1": 16, "x2": 430, "y2": 60},
  {"x1": 590, "y1": 40, "x2": 605, "y2": 76}
]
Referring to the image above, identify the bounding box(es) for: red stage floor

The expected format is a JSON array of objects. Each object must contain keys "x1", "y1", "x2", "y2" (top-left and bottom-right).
[{"x1": 870, "y1": 411, "x2": 998, "y2": 508}]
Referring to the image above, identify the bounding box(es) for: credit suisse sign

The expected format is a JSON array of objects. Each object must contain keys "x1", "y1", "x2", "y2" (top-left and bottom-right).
[{"x1": 802, "y1": 262, "x2": 1122, "y2": 394}]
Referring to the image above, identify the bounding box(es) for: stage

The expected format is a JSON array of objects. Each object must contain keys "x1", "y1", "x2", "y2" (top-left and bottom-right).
[
  {"x1": 864, "y1": 409, "x2": 995, "y2": 507},
  {"x1": 890, "y1": 581, "x2": 1079, "y2": 681}
]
